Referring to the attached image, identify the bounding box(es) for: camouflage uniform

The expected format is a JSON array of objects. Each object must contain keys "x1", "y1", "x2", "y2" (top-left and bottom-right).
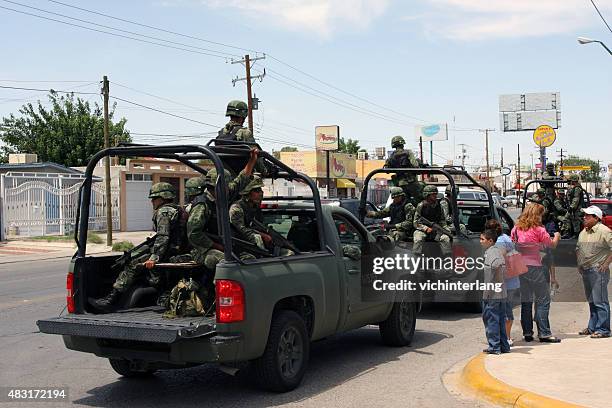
[
  {"x1": 179, "y1": 170, "x2": 252, "y2": 270},
  {"x1": 217, "y1": 100, "x2": 255, "y2": 143},
  {"x1": 566, "y1": 175, "x2": 586, "y2": 236},
  {"x1": 529, "y1": 188, "x2": 556, "y2": 233},
  {"x1": 553, "y1": 191, "x2": 571, "y2": 236},
  {"x1": 229, "y1": 177, "x2": 266, "y2": 248},
  {"x1": 413, "y1": 185, "x2": 452, "y2": 256},
  {"x1": 89, "y1": 183, "x2": 182, "y2": 312},
  {"x1": 541, "y1": 163, "x2": 561, "y2": 198},
  {"x1": 369, "y1": 187, "x2": 415, "y2": 242},
  {"x1": 441, "y1": 186, "x2": 468, "y2": 235},
  {"x1": 384, "y1": 136, "x2": 423, "y2": 205}
]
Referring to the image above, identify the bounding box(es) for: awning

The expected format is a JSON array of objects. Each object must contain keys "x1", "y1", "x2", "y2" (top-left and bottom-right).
[{"x1": 336, "y1": 178, "x2": 356, "y2": 188}]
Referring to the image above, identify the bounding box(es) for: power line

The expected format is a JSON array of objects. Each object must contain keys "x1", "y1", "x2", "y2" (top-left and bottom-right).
[
  {"x1": 0, "y1": 84, "x2": 98, "y2": 95},
  {"x1": 0, "y1": 79, "x2": 94, "y2": 83},
  {"x1": 46, "y1": 0, "x2": 260, "y2": 54},
  {"x1": 2, "y1": 0, "x2": 239, "y2": 58},
  {"x1": 111, "y1": 81, "x2": 218, "y2": 114},
  {"x1": 590, "y1": 0, "x2": 612, "y2": 34},
  {"x1": 110, "y1": 95, "x2": 221, "y2": 128},
  {"x1": 0, "y1": 4, "x2": 232, "y2": 60}
]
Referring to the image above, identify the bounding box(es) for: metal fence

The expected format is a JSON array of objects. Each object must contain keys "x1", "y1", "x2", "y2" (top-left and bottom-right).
[{"x1": 1, "y1": 177, "x2": 119, "y2": 238}]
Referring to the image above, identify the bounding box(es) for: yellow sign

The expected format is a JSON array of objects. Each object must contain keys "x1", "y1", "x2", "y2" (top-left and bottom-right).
[
  {"x1": 533, "y1": 125, "x2": 556, "y2": 147},
  {"x1": 560, "y1": 165, "x2": 591, "y2": 171}
]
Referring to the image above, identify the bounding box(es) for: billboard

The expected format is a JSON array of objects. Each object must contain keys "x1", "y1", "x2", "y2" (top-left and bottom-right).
[
  {"x1": 414, "y1": 124, "x2": 448, "y2": 142},
  {"x1": 500, "y1": 111, "x2": 560, "y2": 131},
  {"x1": 315, "y1": 125, "x2": 339, "y2": 151},
  {"x1": 499, "y1": 92, "x2": 560, "y2": 112}
]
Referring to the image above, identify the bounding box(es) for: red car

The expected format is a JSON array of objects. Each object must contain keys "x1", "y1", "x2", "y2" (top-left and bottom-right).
[{"x1": 590, "y1": 199, "x2": 612, "y2": 229}]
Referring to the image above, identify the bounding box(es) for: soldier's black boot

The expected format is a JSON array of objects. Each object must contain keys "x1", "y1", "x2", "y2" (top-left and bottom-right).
[{"x1": 88, "y1": 289, "x2": 121, "y2": 313}]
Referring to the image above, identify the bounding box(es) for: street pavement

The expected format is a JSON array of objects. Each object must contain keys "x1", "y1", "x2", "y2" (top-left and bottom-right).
[{"x1": 0, "y1": 257, "x2": 496, "y2": 408}]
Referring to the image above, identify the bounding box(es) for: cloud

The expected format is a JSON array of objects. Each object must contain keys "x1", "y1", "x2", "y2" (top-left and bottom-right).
[
  {"x1": 201, "y1": 0, "x2": 390, "y2": 37},
  {"x1": 415, "y1": 0, "x2": 612, "y2": 41}
]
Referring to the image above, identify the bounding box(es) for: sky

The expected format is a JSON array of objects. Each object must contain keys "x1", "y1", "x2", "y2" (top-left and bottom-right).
[{"x1": 1, "y1": 0, "x2": 611, "y2": 171}]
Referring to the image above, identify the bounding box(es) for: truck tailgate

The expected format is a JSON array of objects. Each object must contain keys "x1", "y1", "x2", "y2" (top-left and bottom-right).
[{"x1": 37, "y1": 307, "x2": 216, "y2": 344}]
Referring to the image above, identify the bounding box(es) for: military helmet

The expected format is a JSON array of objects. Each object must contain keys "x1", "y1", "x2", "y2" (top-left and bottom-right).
[
  {"x1": 241, "y1": 175, "x2": 265, "y2": 195},
  {"x1": 546, "y1": 162, "x2": 555, "y2": 170},
  {"x1": 391, "y1": 135, "x2": 405, "y2": 148},
  {"x1": 225, "y1": 100, "x2": 248, "y2": 118},
  {"x1": 148, "y1": 182, "x2": 176, "y2": 199},
  {"x1": 185, "y1": 176, "x2": 207, "y2": 197},
  {"x1": 390, "y1": 187, "x2": 405, "y2": 198},
  {"x1": 568, "y1": 174, "x2": 580, "y2": 182},
  {"x1": 536, "y1": 187, "x2": 546, "y2": 195},
  {"x1": 423, "y1": 185, "x2": 438, "y2": 196},
  {"x1": 205, "y1": 168, "x2": 232, "y2": 187}
]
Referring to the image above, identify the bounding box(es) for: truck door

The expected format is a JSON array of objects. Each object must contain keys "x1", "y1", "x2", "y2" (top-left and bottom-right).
[{"x1": 333, "y1": 214, "x2": 382, "y2": 330}]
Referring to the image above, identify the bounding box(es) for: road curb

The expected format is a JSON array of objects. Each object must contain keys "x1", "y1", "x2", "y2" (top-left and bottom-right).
[{"x1": 460, "y1": 353, "x2": 585, "y2": 408}]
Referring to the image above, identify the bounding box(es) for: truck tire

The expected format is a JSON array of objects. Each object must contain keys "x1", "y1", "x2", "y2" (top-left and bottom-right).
[
  {"x1": 109, "y1": 358, "x2": 156, "y2": 378},
  {"x1": 379, "y1": 301, "x2": 416, "y2": 346},
  {"x1": 252, "y1": 310, "x2": 310, "y2": 392}
]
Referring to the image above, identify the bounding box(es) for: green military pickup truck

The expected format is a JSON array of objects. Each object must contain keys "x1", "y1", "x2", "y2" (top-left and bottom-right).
[{"x1": 37, "y1": 144, "x2": 418, "y2": 392}]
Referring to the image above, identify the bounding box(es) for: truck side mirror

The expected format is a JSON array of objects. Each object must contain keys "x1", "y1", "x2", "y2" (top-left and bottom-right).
[{"x1": 342, "y1": 245, "x2": 362, "y2": 261}]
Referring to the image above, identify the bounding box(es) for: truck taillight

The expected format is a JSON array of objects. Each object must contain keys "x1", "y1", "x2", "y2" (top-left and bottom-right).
[
  {"x1": 66, "y1": 272, "x2": 75, "y2": 313},
  {"x1": 216, "y1": 280, "x2": 244, "y2": 323}
]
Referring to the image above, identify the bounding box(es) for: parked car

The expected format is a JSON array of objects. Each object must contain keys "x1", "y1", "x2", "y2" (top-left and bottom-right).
[{"x1": 590, "y1": 198, "x2": 612, "y2": 229}]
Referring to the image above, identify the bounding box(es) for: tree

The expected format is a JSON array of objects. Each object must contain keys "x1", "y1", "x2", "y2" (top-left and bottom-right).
[
  {"x1": 338, "y1": 137, "x2": 360, "y2": 154},
  {"x1": 561, "y1": 156, "x2": 602, "y2": 183},
  {"x1": 0, "y1": 91, "x2": 131, "y2": 166},
  {"x1": 280, "y1": 146, "x2": 298, "y2": 152}
]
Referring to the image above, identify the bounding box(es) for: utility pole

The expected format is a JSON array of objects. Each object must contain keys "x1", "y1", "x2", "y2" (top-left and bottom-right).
[
  {"x1": 232, "y1": 54, "x2": 266, "y2": 133},
  {"x1": 556, "y1": 148, "x2": 566, "y2": 177},
  {"x1": 517, "y1": 144, "x2": 521, "y2": 207},
  {"x1": 501, "y1": 147, "x2": 505, "y2": 196},
  {"x1": 102, "y1": 76, "x2": 112, "y2": 246},
  {"x1": 479, "y1": 129, "x2": 495, "y2": 190},
  {"x1": 457, "y1": 143, "x2": 468, "y2": 168}
]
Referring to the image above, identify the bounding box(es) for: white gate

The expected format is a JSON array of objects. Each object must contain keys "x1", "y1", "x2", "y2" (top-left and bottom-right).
[{"x1": 2, "y1": 180, "x2": 119, "y2": 238}]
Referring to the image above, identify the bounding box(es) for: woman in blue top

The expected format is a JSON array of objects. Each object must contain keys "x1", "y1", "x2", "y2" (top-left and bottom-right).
[{"x1": 486, "y1": 219, "x2": 519, "y2": 346}]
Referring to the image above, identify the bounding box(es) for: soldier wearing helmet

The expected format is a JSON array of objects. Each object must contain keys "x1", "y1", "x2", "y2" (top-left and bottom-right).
[
  {"x1": 229, "y1": 176, "x2": 269, "y2": 250},
  {"x1": 541, "y1": 162, "x2": 561, "y2": 199},
  {"x1": 566, "y1": 174, "x2": 586, "y2": 237},
  {"x1": 367, "y1": 186, "x2": 416, "y2": 242},
  {"x1": 413, "y1": 184, "x2": 452, "y2": 256},
  {"x1": 384, "y1": 135, "x2": 424, "y2": 204},
  {"x1": 440, "y1": 185, "x2": 468, "y2": 235},
  {"x1": 89, "y1": 182, "x2": 183, "y2": 312},
  {"x1": 531, "y1": 187, "x2": 556, "y2": 230},
  {"x1": 217, "y1": 100, "x2": 255, "y2": 143}
]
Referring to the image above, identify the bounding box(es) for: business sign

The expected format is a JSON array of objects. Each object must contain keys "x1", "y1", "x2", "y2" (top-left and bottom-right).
[
  {"x1": 316, "y1": 152, "x2": 356, "y2": 178},
  {"x1": 415, "y1": 124, "x2": 448, "y2": 142},
  {"x1": 533, "y1": 125, "x2": 556, "y2": 147},
  {"x1": 499, "y1": 92, "x2": 561, "y2": 132},
  {"x1": 499, "y1": 92, "x2": 560, "y2": 112},
  {"x1": 315, "y1": 125, "x2": 339, "y2": 151},
  {"x1": 560, "y1": 165, "x2": 591, "y2": 171},
  {"x1": 501, "y1": 167, "x2": 512, "y2": 176}
]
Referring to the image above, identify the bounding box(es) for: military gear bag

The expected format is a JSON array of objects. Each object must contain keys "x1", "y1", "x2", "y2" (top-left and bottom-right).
[{"x1": 163, "y1": 278, "x2": 206, "y2": 318}]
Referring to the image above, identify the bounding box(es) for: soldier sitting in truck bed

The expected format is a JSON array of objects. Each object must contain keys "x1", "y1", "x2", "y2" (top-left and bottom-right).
[
  {"x1": 366, "y1": 187, "x2": 415, "y2": 243},
  {"x1": 89, "y1": 182, "x2": 184, "y2": 312}
]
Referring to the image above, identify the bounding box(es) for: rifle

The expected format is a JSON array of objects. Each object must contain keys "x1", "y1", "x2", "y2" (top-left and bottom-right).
[
  {"x1": 419, "y1": 217, "x2": 453, "y2": 239},
  {"x1": 111, "y1": 235, "x2": 156, "y2": 272},
  {"x1": 251, "y1": 218, "x2": 301, "y2": 255},
  {"x1": 207, "y1": 232, "x2": 272, "y2": 258}
]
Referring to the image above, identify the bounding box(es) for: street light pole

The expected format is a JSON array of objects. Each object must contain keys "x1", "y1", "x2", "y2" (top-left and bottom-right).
[{"x1": 578, "y1": 36, "x2": 612, "y2": 55}]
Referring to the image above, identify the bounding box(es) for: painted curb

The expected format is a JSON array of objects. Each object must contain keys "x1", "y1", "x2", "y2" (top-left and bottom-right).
[{"x1": 461, "y1": 353, "x2": 585, "y2": 408}]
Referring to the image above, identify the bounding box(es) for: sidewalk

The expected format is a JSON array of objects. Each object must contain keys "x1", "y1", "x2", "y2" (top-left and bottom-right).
[
  {"x1": 458, "y1": 304, "x2": 611, "y2": 408},
  {"x1": 0, "y1": 231, "x2": 153, "y2": 264}
]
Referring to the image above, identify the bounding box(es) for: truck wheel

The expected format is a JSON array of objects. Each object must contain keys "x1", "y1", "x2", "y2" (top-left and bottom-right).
[
  {"x1": 109, "y1": 358, "x2": 156, "y2": 378},
  {"x1": 379, "y1": 301, "x2": 416, "y2": 346},
  {"x1": 252, "y1": 310, "x2": 310, "y2": 392}
]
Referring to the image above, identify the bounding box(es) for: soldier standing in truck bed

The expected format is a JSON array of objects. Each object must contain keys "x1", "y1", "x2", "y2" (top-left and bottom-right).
[{"x1": 384, "y1": 135, "x2": 424, "y2": 205}]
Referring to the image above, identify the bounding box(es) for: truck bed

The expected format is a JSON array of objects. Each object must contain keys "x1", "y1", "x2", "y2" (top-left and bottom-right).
[{"x1": 37, "y1": 306, "x2": 216, "y2": 344}]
